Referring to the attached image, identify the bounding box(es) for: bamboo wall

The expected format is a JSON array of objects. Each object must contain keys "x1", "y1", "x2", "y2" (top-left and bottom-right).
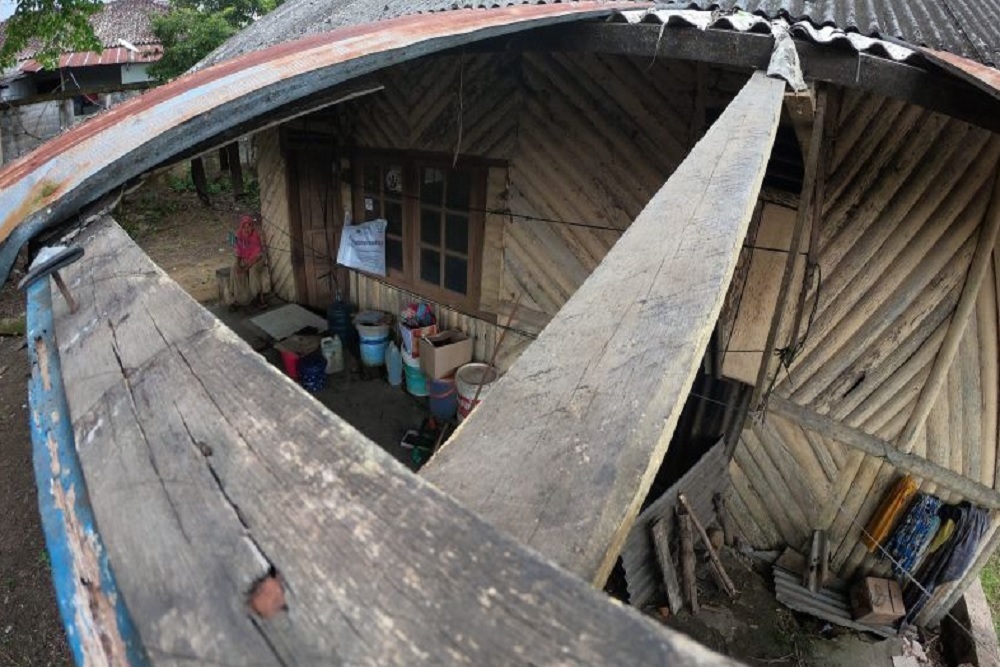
[
  {"x1": 272, "y1": 53, "x2": 746, "y2": 326},
  {"x1": 724, "y1": 87, "x2": 1000, "y2": 622},
  {"x1": 255, "y1": 127, "x2": 297, "y2": 301}
]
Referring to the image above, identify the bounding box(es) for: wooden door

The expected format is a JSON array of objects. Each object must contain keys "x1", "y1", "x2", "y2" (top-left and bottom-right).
[{"x1": 291, "y1": 151, "x2": 345, "y2": 309}]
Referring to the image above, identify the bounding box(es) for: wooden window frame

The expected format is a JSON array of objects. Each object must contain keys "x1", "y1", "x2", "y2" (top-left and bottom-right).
[{"x1": 352, "y1": 150, "x2": 487, "y2": 312}]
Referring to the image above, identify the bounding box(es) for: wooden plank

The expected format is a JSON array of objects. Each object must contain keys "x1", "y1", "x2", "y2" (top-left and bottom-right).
[
  {"x1": 52, "y1": 215, "x2": 738, "y2": 666},
  {"x1": 769, "y1": 395, "x2": 1000, "y2": 510},
  {"x1": 423, "y1": 71, "x2": 785, "y2": 585},
  {"x1": 897, "y1": 168, "x2": 1000, "y2": 453},
  {"x1": 677, "y1": 507, "x2": 699, "y2": 614},
  {"x1": 651, "y1": 520, "x2": 684, "y2": 614}
]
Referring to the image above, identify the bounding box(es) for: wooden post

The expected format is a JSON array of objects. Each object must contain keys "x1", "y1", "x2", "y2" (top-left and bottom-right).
[
  {"x1": 677, "y1": 505, "x2": 698, "y2": 614},
  {"x1": 752, "y1": 88, "x2": 828, "y2": 410},
  {"x1": 678, "y1": 494, "x2": 736, "y2": 597},
  {"x1": 805, "y1": 529, "x2": 829, "y2": 592},
  {"x1": 896, "y1": 168, "x2": 1000, "y2": 454},
  {"x1": 227, "y1": 143, "x2": 245, "y2": 199},
  {"x1": 650, "y1": 519, "x2": 683, "y2": 615},
  {"x1": 191, "y1": 157, "x2": 211, "y2": 206}
]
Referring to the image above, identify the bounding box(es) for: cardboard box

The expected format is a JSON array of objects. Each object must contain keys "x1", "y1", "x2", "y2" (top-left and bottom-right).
[
  {"x1": 849, "y1": 577, "x2": 905, "y2": 625},
  {"x1": 399, "y1": 323, "x2": 438, "y2": 358},
  {"x1": 419, "y1": 330, "x2": 473, "y2": 379}
]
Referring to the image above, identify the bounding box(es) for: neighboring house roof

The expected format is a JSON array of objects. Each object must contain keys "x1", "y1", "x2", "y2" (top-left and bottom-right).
[
  {"x1": 199, "y1": 0, "x2": 999, "y2": 69},
  {"x1": 0, "y1": 0, "x2": 168, "y2": 71}
]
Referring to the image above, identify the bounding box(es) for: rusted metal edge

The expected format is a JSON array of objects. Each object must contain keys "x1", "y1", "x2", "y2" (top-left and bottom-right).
[
  {"x1": 0, "y1": 2, "x2": 642, "y2": 286},
  {"x1": 27, "y1": 278, "x2": 149, "y2": 666},
  {"x1": 918, "y1": 47, "x2": 1000, "y2": 101}
]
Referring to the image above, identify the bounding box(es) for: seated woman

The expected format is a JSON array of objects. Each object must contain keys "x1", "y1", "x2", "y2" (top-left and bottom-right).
[{"x1": 230, "y1": 213, "x2": 268, "y2": 306}]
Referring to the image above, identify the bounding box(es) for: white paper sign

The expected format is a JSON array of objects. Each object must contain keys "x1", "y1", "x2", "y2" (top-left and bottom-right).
[{"x1": 337, "y1": 219, "x2": 388, "y2": 276}]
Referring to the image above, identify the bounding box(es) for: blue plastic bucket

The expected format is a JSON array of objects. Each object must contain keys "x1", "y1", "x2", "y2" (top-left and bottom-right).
[
  {"x1": 356, "y1": 312, "x2": 390, "y2": 367},
  {"x1": 402, "y1": 350, "x2": 428, "y2": 397},
  {"x1": 429, "y1": 376, "x2": 457, "y2": 420}
]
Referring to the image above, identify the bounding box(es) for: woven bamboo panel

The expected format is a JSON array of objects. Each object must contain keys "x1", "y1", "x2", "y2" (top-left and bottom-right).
[{"x1": 255, "y1": 128, "x2": 297, "y2": 302}]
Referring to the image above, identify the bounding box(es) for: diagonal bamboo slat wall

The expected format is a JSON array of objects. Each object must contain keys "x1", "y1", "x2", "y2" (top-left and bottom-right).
[{"x1": 725, "y1": 86, "x2": 1000, "y2": 622}]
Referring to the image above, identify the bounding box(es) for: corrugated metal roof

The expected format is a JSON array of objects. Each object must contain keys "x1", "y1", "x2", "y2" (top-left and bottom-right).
[
  {"x1": 613, "y1": 9, "x2": 920, "y2": 63},
  {"x1": 665, "y1": 0, "x2": 999, "y2": 66},
  {"x1": 18, "y1": 45, "x2": 162, "y2": 72},
  {"x1": 198, "y1": 0, "x2": 649, "y2": 68},
  {"x1": 201, "y1": 0, "x2": 999, "y2": 69}
]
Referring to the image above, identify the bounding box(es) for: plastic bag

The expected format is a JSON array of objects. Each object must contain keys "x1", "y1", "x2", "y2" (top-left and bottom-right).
[{"x1": 337, "y1": 219, "x2": 388, "y2": 276}]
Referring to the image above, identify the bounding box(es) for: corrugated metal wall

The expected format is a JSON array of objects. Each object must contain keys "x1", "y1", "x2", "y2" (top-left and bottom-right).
[{"x1": 724, "y1": 87, "x2": 1000, "y2": 620}]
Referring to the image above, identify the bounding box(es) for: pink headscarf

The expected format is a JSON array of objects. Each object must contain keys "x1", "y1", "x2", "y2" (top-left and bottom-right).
[{"x1": 235, "y1": 215, "x2": 263, "y2": 264}]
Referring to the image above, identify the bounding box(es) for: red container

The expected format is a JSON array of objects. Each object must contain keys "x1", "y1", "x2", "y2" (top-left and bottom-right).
[{"x1": 280, "y1": 349, "x2": 300, "y2": 380}]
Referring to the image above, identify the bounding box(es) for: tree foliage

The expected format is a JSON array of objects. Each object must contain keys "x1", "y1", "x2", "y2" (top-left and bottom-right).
[
  {"x1": 148, "y1": 0, "x2": 281, "y2": 81},
  {"x1": 0, "y1": 0, "x2": 102, "y2": 71},
  {"x1": 147, "y1": 8, "x2": 234, "y2": 81}
]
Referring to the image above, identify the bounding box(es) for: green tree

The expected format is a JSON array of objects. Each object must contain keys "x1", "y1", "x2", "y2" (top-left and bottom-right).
[
  {"x1": 148, "y1": 0, "x2": 281, "y2": 81},
  {"x1": 147, "y1": 7, "x2": 234, "y2": 81},
  {"x1": 0, "y1": 0, "x2": 102, "y2": 71}
]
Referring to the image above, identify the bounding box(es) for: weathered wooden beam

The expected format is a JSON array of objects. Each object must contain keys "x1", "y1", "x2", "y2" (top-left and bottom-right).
[
  {"x1": 515, "y1": 23, "x2": 1000, "y2": 135},
  {"x1": 651, "y1": 519, "x2": 684, "y2": 614},
  {"x1": 768, "y1": 395, "x2": 1000, "y2": 510},
  {"x1": 752, "y1": 88, "x2": 827, "y2": 410},
  {"x1": 896, "y1": 169, "x2": 1000, "y2": 453},
  {"x1": 50, "y1": 215, "x2": 738, "y2": 665},
  {"x1": 423, "y1": 71, "x2": 785, "y2": 585},
  {"x1": 2, "y1": 81, "x2": 154, "y2": 107}
]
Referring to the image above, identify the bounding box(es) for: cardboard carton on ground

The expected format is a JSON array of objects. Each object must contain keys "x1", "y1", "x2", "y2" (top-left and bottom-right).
[
  {"x1": 419, "y1": 330, "x2": 473, "y2": 379},
  {"x1": 850, "y1": 577, "x2": 906, "y2": 625}
]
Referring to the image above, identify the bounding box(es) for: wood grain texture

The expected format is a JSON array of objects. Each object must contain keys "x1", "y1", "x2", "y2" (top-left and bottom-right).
[
  {"x1": 54, "y1": 215, "x2": 738, "y2": 666},
  {"x1": 423, "y1": 71, "x2": 785, "y2": 585},
  {"x1": 256, "y1": 128, "x2": 297, "y2": 302}
]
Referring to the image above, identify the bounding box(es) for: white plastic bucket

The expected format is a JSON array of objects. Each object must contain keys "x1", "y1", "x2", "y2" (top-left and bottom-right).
[
  {"x1": 455, "y1": 363, "x2": 499, "y2": 421},
  {"x1": 402, "y1": 349, "x2": 428, "y2": 397}
]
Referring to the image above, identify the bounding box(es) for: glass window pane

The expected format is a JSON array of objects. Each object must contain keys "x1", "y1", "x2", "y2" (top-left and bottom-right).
[
  {"x1": 444, "y1": 255, "x2": 468, "y2": 295},
  {"x1": 421, "y1": 167, "x2": 445, "y2": 204},
  {"x1": 385, "y1": 165, "x2": 404, "y2": 194},
  {"x1": 421, "y1": 248, "x2": 441, "y2": 285},
  {"x1": 421, "y1": 208, "x2": 441, "y2": 246},
  {"x1": 445, "y1": 214, "x2": 469, "y2": 254},
  {"x1": 363, "y1": 165, "x2": 380, "y2": 193},
  {"x1": 447, "y1": 170, "x2": 472, "y2": 210},
  {"x1": 386, "y1": 200, "x2": 403, "y2": 236},
  {"x1": 387, "y1": 239, "x2": 403, "y2": 272}
]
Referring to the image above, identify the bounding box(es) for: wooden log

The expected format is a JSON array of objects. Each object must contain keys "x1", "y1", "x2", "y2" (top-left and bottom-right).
[
  {"x1": 422, "y1": 71, "x2": 785, "y2": 585},
  {"x1": 677, "y1": 494, "x2": 736, "y2": 597},
  {"x1": 769, "y1": 395, "x2": 1000, "y2": 510},
  {"x1": 677, "y1": 506, "x2": 699, "y2": 614},
  {"x1": 896, "y1": 168, "x2": 1000, "y2": 453},
  {"x1": 713, "y1": 493, "x2": 734, "y2": 547},
  {"x1": 651, "y1": 519, "x2": 683, "y2": 615},
  {"x1": 49, "y1": 215, "x2": 740, "y2": 666}
]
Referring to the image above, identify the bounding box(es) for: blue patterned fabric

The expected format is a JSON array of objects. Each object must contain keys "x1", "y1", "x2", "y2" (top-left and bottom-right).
[{"x1": 883, "y1": 493, "x2": 942, "y2": 578}]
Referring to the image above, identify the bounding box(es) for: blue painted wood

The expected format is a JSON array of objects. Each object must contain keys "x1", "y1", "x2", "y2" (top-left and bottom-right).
[{"x1": 26, "y1": 279, "x2": 148, "y2": 666}]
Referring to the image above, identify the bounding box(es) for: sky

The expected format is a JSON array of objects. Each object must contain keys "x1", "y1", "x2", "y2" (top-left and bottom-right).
[{"x1": 0, "y1": 0, "x2": 16, "y2": 21}]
